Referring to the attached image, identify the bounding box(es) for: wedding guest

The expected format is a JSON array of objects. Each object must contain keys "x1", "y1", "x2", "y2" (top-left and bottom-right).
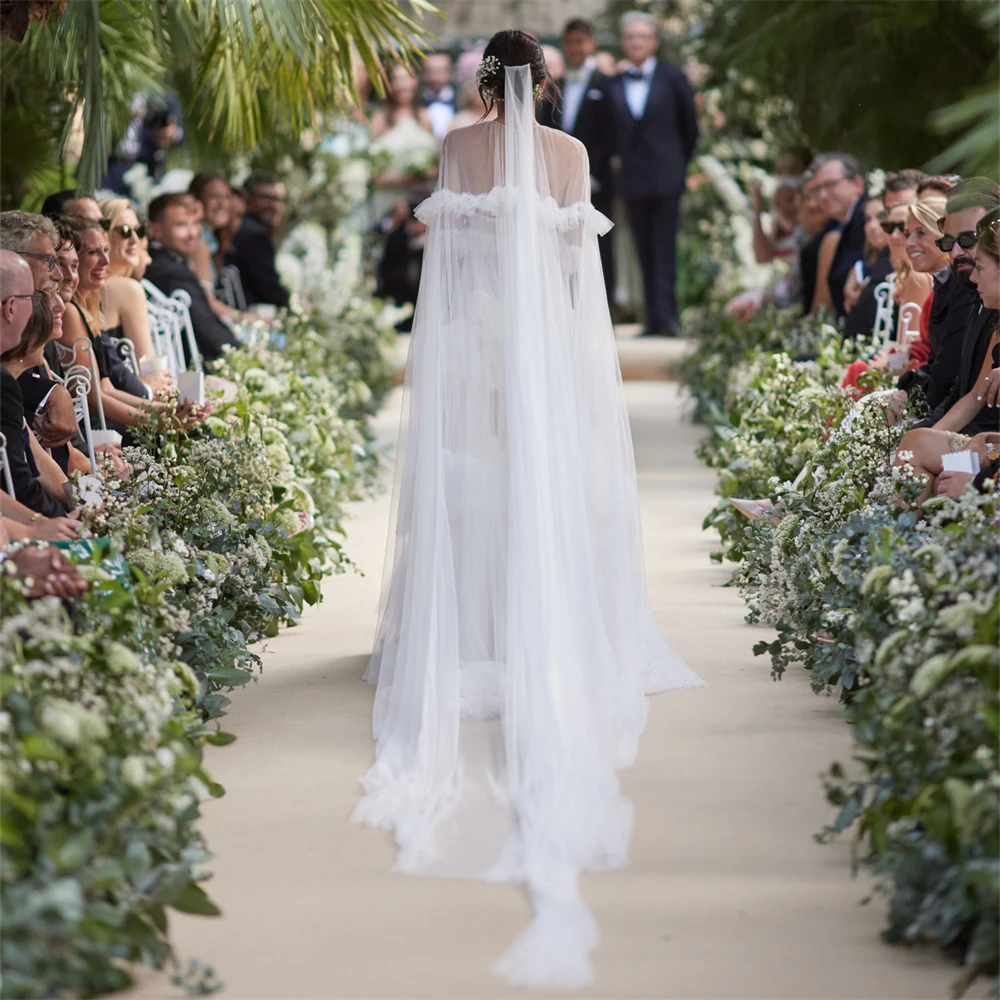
[
  {"x1": 606, "y1": 11, "x2": 699, "y2": 336},
  {"x1": 59, "y1": 219, "x2": 156, "y2": 431},
  {"x1": 371, "y1": 64, "x2": 434, "y2": 140},
  {"x1": 146, "y1": 193, "x2": 239, "y2": 359},
  {"x1": 187, "y1": 173, "x2": 243, "y2": 320},
  {"x1": 40, "y1": 190, "x2": 103, "y2": 223},
  {"x1": 807, "y1": 152, "x2": 866, "y2": 317},
  {"x1": 98, "y1": 197, "x2": 158, "y2": 361},
  {"x1": 594, "y1": 51, "x2": 618, "y2": 77},
  {"x1": 844, "y1": 170, "x2": 924, "y2": 336},
  {"x1": 370, "y1": 66, "x2": 439, "y2": 227},
  {"x1": 376, "y1": 199, "x2": 426, "y2": 332},
  {"x1": 420, "y1": 52, "x2": 457, "y2": 141},
  {"x1": 0, "y1": 250, "x2": 68, "y2": 517},
  {"x1": 902, "y1": 192, "x2": 951, "y2": 362},
  {"x1": 798, "y1": 173, "x2": 839, "y2": 314},
  {"x1": 225, "y1": 172, "x2": 290, "y2": 310},
  {"x1": 447, "y1": 79, "x2": 495, "y2": 134},
  {"x1": 537, "y1": 18, "x2": 616, "y2": 305},
  {"x1": 895, "y1": 212, "x2": 1000, "y2": 499},
  {"x1": 217, "y1": 185, "x2": 246, "y2": 272},
  {"x1": 541, "y1": 44, "x2": 565, "y2": 82},
  {"x1": 0, "y1": 210, "x2": 64, "y2": 293},
  {"x1": 916, "y1": 179, "x2": 1000, "y2": 433},
  {"x1": 843, "y1": 195, "x2": 889, "y2": 316}
]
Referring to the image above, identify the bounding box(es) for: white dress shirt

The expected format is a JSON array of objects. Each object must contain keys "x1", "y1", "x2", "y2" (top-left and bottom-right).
[
  {"x1": 561, "y1": 56, "x2": 596, "y2": 135},
  {"x1": 623, "y1": 56, "x2": 656, "y2": 119}
]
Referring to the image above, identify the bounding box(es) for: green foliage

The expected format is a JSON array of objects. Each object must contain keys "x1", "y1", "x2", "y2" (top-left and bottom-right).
[
  {"x1": 0, "y1": 0, "x2": 439, "y2": 198},
  {"x1": 0, "y1": 573, "x2": 220, "y2": 999},
  {"x1": 698, "y1": 0, "x2": 998, "y2": 175},
  {"x1": 685, "y1": 299, "x2": 999, "y2": 993}
]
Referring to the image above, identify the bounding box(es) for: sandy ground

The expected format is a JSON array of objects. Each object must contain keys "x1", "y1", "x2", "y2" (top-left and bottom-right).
[{"x1": 127, "y1": 375, "x2": 958, "y2": 1000}]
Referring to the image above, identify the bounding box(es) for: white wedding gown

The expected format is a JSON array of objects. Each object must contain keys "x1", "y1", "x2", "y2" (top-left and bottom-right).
[{"x1": 353, "y1": 65, "x2": 704, "y2": 989}]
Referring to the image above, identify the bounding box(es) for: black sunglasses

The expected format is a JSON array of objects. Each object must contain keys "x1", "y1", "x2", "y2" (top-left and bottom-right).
[
  {"x1": 111, "y1": 223, "x2": 146, "y2": 240},
  {"x1": 17, "y1": 249, "x2": 59, "y2": 271},
  {"x1": 935, "y1": 231, "x2": 978, "y2": 252},
  {"x1": 879, "y1": 220, "x2": 905, "y2": 235}
]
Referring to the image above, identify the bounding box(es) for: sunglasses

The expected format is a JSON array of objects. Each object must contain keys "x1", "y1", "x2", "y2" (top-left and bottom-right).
[
  {"x1": 17, "y1": 250, "x2": 60, "y2": 271},
  {"x1": 102, "y1": 220, "x2": 146, "y2": 240},
  {"x1": 879, "y1": 220, "x2": 905, "y2": 235},
  {"x1": 934, "y1": 231, "x2": 978, "y2": 252}
]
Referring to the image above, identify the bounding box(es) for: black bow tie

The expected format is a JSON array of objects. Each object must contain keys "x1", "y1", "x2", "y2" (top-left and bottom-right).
[{"x1": 625, "y1": 69, "x2": 646, "y2": 81}]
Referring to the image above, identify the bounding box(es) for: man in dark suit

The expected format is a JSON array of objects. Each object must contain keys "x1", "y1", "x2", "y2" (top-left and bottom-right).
[
  {"x1": 226, "y1": 171, "x2": 290, "y2": 310},
  {"x1": 606, "y1": 12, "x2": 698, "y2": 336},
  {"x1": 145, "y1": 193, "x2": 238, "y2": 362},
  {"x1": 537, "y1": 18, "x2": 616, "y2": 308},
  {"x1": 917, "y1": 178, "x2": 1000, "y2": 435},
  {"x1": 807, "y1": 152, "x2": 866, "y2": 318}
]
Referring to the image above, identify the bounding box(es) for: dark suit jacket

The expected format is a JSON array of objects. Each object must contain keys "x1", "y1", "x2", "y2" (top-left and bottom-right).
[
  {"x1": 536, "y1": 68, "x2": 615, "y2": 207},
  {"x1": 226, "y1": 214, "x2": 290, "y2": 309},
  {"x1": 606, "y1": 60, "x2": 698, "y2": 201},
  {"x1": 827, "y1": 197, "x2": 867, "y2": 318},
  {"x1": 145, "y1": 247, "x2": 239, "y2": 362},
  {"x1": 1, "y1": 367, "x2": 66, "y2": 517},
  {"x1": 918, "y1": 304, "x2": 999, "y2": 434},
  {"x1": 924, "y1": 272, "x2": 978, "y2": 410}
]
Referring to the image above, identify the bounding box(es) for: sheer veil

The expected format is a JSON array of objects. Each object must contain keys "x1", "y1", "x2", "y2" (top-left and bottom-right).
[{"x1": 353, "y1": 64, "x2": 704, "y2": 988}]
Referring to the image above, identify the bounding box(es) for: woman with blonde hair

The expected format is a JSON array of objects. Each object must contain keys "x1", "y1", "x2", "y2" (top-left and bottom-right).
[
  {"x1": 98, "y1": 196, "x2": 157, "y2": 361},
  {"x1": 901, "y1": 191, "x2": 950, "y2": 367}
]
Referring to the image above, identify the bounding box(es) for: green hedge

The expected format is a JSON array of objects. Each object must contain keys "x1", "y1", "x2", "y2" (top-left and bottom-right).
[
  {"x1": 683, "y1": 304, "x2": 999, "y2": 994},
  {"x1": 0, "y1": 296, "x2": 396, "y2": 999}
]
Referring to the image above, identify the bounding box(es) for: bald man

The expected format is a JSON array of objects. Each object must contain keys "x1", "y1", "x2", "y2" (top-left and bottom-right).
[
  {"x1": 0, "y1": 250, "x2": 34, "y2": 354},
  {"x1": 1, "y1": 249, "x2": 68, "y2": 518}
]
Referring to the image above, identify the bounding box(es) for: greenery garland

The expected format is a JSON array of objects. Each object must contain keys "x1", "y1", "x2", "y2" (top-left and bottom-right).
[
  {"x1": 683, "y1": 305, "x2": 999, "y2": 994},
  {"x1": 0, "y1": 287, "x2": 398, "y2": 998}
]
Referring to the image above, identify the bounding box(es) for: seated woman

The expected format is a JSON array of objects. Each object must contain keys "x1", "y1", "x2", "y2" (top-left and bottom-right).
[
  {"x1": 98, "y1": 197, "x2": 158, "y2": 362},
  {"x1": 894, "y1": 213, "x2": 1000, "y2": 500},
  {"x1": 3, "y1": 287, "x2": 90, "y2": 477},
  {"x1": 58, "y1": 218, "x2": 190, "y2": 436},
  {"x1": 900, "y1": 191, "x2": 952, "y2": 367},
  {"x1": 843, "y1": 194, "x2": 890, "y2": 317}
]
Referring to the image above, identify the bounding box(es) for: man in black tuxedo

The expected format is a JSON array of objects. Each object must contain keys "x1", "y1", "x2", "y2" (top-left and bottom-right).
[
  {"x1": 606, "y1": 12, "x2": 698, "y2": 336},
  {"x1": 537, "y1": 18, "x2": 616, "y2": 307}
]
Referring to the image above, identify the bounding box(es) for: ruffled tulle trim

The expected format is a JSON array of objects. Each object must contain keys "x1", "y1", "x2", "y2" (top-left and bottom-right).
[{"x1": 415, "y1": 185, "x2": 614, "y2": 236}]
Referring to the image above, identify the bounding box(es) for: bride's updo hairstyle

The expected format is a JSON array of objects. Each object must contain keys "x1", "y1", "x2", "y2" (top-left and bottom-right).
[{"x1": 477, "y1": 29, "x2": 552, "y2": 118}]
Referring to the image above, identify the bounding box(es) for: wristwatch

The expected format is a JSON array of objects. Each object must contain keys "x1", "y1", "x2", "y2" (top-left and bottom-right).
[{"x1": 987, "y1": 444, "x2": 999, "y2": 463}]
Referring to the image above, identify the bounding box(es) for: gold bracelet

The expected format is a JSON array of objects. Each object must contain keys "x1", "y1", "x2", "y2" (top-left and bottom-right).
[{"x1": 30, "y1": 512, "x2": 43, "y2": 522}]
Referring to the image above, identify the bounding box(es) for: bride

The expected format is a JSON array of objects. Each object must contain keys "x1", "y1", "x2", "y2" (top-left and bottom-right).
[{"x1": 353, "y1": 30, "x2": 704, "y2": 989}]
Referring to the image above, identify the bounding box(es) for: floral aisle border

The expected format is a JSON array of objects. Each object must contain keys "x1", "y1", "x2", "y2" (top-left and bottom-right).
[
  {"x1": 682, "y1": 307, "x2": 999, "y2": 996},
  {"x1": 1, "y1": 286, "x2": 402, "y2": 997}
]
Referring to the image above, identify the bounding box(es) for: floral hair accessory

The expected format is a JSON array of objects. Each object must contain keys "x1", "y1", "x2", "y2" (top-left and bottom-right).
[{"x1": 475, "y1": 54, "x2": 545, "y2": 102}]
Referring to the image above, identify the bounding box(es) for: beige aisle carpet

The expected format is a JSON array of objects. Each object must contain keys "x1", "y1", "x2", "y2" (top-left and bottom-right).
[{"x1": 127, "y1": 381, "x2": 957, "y2": 1000}]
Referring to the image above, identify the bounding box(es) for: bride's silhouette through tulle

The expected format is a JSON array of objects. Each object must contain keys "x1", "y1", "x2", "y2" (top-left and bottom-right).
[{"x1": 352, "y1": 34, "x2": 703, "y2": 989}]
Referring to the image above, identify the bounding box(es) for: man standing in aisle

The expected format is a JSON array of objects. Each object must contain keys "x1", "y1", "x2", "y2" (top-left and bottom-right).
[
  {"x1": 537, "y1": 18, "x2": 616, "y2": 308},
  {"x1": 607, "y1": 11, "x2": 698, "y2": 336}
]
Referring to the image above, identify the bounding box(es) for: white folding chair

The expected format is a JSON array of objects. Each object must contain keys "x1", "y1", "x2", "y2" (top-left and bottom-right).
[
  {"x1": 872, "y1": 277, "x2": 896, "y2": 345},
  {"x1": 0, "y1": 432, "x2": 15, "y2": 499},
  {"x1": 107, "y1": 335, "x2": 139, "y2": 375}
]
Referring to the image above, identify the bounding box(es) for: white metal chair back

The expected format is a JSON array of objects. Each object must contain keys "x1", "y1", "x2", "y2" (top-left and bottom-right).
[
  {"x1": 872, "y1": 276, "x2": 896, "y2": 345},
  {"x1": 142, "y1": 279, "x2": 202, "y2": 374},
  {"x1": 218, "y1": 265, "x2": 247, "y2": 311},
  {"x1": 107, "y1": 335, "x2": 139, "y2": 375},
  {"x1": 0, "y1": 431, "x2": 15, "y2": 499},
  {"x1": 62, "y1": 365, "x2": 98, "y2": 472},
  {"x1": 54, "y1": 337, "x2": 108, "y2": 430},
  {"x1": 897, "y1": 301, "x2": 923, "y2": 346}
]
